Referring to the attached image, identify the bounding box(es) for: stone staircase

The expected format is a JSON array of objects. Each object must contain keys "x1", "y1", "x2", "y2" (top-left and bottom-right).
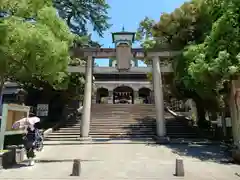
[{"x1": 45, "y1": 104, "x2": 198, "y2": 141}]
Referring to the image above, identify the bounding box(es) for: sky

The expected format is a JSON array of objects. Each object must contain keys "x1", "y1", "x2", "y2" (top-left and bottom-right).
[{"x1": 92, "y1": 0, "x2": 187, "y2": 67}]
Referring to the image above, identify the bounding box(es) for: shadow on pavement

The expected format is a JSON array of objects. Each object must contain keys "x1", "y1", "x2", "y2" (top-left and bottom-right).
[
  {"x1": 5, "y1": 163, "x2": 29, "y2": 169},
  {"x1": 162, "y1": 143, "x2": 233, "y2": 164},
  {"x1": 4, "y1": 159, "x2": 101, "y2": 170},
  {"x1": 35, "y1": 159, "x2": 101, "y2": 163},
  {"x1": 107, "y1": 114, "x2": 234, "y2": 164}
]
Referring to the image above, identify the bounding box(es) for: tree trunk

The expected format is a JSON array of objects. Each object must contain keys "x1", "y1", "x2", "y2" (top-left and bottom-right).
[
  {"x1": 0, "y1": 77, "x2": 4, "y2": 96},
  {"x1": 0, "y1": 77, "x2": 4, "y2": 115},
  {"x1": 194, "y1": 98, "x2": 206, "y2": 128},
  {"x1": 221, "y1": 110, "x2": 227, "y2": 138}
]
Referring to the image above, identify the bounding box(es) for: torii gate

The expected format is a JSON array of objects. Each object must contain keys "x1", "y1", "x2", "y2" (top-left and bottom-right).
[
  {"x1": 68, "y1": 47, "x2": 179, "y2": 140},
  {"x1": 68, "y1": 29, "x2": 180, "y2": 139}
]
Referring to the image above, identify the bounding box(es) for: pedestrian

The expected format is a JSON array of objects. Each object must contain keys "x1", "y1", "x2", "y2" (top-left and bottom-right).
[
  {"x1": 23, "y1": 113, "x2": 41, "y2": 166},
  {"x1": 12, "y1": 112, "x2": 42, "y2": 166}
]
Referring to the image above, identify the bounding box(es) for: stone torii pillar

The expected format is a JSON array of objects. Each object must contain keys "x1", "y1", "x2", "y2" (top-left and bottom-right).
[
  {"x1": 152, "y1": 56, "x2": 166, "y2": 137},
  {"x1": 80, "y1": 56, "x2": 93, "y2": 138}
]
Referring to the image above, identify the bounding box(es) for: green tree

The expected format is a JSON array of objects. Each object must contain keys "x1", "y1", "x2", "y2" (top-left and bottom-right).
[
  {"x1": 0, "y1": 0, "x2": 74, "y2": 95},
  {"x1": 54, "y1": 0, "x2": 111, "y2": 37},
  {"x1": 138, "y1": 0, "x2": 240, "y2": 128},
  {"x1": 136, "y1": 0, "x2": 220, "y2": 127},
  {"x1": 185, "y1": 0, "x2": 240, "y2": 107},
  {"x1": 51, "y1": 0, "x2": 112, "y2": 101}
]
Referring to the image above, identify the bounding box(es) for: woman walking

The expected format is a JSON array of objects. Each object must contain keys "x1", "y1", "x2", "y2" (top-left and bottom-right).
[
  {"x1": 23, "y1": 113, "x2": 42, "y2": 166},
  {"x1": 12, "y1": 112, "x2": 42, "y2": 166}
]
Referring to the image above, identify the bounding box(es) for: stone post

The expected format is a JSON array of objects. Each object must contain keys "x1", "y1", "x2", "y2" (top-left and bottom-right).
[
  {"x1": 80, "y1": 56, "x2": 93, "y2": 138},
  {"x1": 152, "y1": 56, "x2": 166, "y2": 137}
]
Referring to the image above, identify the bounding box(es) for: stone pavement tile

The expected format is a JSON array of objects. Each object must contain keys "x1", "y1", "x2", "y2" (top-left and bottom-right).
[
  {"x1": 0, "y1": 143, "x2": 240, "y2": 180},
  {"x1": 0, "y1": 144, "x2": 90, "y2": 179}
]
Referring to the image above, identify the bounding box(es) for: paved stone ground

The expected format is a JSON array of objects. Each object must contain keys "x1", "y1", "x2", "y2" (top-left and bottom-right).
[{"x1": 0, "y1": 141, "x2": 240, "y2": 180}]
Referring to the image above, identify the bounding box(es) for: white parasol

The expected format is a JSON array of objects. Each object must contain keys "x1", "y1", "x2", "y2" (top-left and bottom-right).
[{"x1": 12, "y1": 116, "x2": 40, "y2": 129}]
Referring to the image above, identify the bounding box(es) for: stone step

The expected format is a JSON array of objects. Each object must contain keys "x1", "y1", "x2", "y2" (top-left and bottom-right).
[
  {"x1": 90, "y1": 118, "x2": 157, "y2": 120},
  {"x1": 93, "y1": 111, "x2": 158, "y2": 112},
  {"x1": 44, "y1": 103, "x2": 198, "y2": 141},
  {"x1": 45, "y1": 135, "x2": 155, "y2": 141},
  {"x1": 91, "y1": 107, "x2": 156, "y2": 109},
  {"x1": 59, "y1": 129, "x2": 189, "y2": 133},
  {"x1": 89, "y1": 134, "x2": 155, "y2": 138},
  {"x1": 44, "y1": 138, "x2": 156, "y2": 144},
  {"x1": 45, "y1": 133, "x2": 198, "y2": 141},
  {"x1": 62, "y1": 124, "x2": 157, "y2": 127},
  {"x1": 50, "y1": 130, "x2": 155, "y2": 135},
  {"x1": 167, "y1": 134, "x2": 198, "y2": 138},
  {"x1": 67, "y1": 119, "x2": 180, "y2": 122},
  {"x1": 65, "y1": 123, "x2": 184, "y2": 126},
  {"x1": 59, "y1": 125, "x2": 189, "y2": 129},
  {"x1": 66, "y1": 119, "x2": 183, "y2": 122},
  {"x1": 52, "y1": 130, "x2": 193, "y2": 135},
  {"x1": 92, "y1": 111, "x2": 157, "y2": 113},
  {"x1": 90, "y1": 119, "x2": 155, "y2": 121},
  {"x1": 55, "y1": 130, "x2": 156, "y2": 134},
  {"x1": 44, "y1": 137, "x2": 80, "y2": 141},
  {"x1": 63, "y1": 125, "x2": 187, "y2": 129},
  {"x1": 90, "y1": 119, "x2": 176, "y2": 121},
  {"x1": 64, "y1": 122, "x2": 186, "y2": 126},
  {"x1": 94, "y1": 132, "x2": 155, "y2": 135},
  {"x1": 46, "y1": 133, "x2": 156, "y2": 138},
  {"x1": 66, "y1": 122, "x2": 157, "y2": 125},
  {"x1": 74, "y1": 117, "x2": 154, "y2": 119},
  {"x1": 90, "y1": 118, "x2": 156, "y2": 120},
  {"x1": 92, "y1": 107, "x2": 156, "y2": 109},
  {"x1": 65, "y1": 123, "x2": 186, "y2": 127},
  {"x1": 92, "y1": 107, "x2": 156, "y2": 108},
  {"x1": 91, "y1": 112, "x2": 156, "y2": 114},
  {"x1": 66, "y1": 115, "x2": 172, "y2": 119},
  {"x1": 60, "y1": 127, "x2": 156, "y2": 130},
  {"x1": 91, "y1": 109, "x2": 157, "y2": 111},
  {"x1": 92, "y1": 111, "x2": 148, "y2": 112},
  {"x1": 90, "y1": 122, "x2": 157, "y2": 125},
  {"x1": 92, "y1": 109, "x2": 162, "y2": 110},
  {"x1": 48, "y1": 131, "x2": 197, "y2": 137},
  {"x1": 92, "y1": 110, "x2": 157, "y2": 112},
  {"x1": 59, "y1": 126, "x2": 192, "y2": 131},
  {"x1": 68, "y1": 115, "x2": 172, "y2": 119},
  {"x1": 91, "y1": 105, "x2": 155, "y2": 107},
  {"x1": 65, "y1": 122, "x2": 157, "y2": 125},
  {"x1": 59, "y1": 126, "x2": 156, "y2": 130},
  {"x1": 91, "y1": 113, "x2": 156, "y2": 115},
  {"x1": 65, "y1": 122, "x2": 182, "y2": 125}
]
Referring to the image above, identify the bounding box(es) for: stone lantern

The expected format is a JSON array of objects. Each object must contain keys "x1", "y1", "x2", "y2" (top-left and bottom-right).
[{"x1": 112, "y1": 27, "x2": 135, "y2": 71}]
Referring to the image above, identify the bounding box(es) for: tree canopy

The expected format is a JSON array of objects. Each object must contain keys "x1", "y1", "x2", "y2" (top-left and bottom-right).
[
  {"x1": 186, "y1": 0, "x2": 240, "y2": 96},
  {"x1": 54, "y1": 0, "x2": 111, "y2": 37},
  {"x1": 0, "y1": 0, "x2": 112, "y2": 106},
  {"x1": 137, "y1": 0, "x2": 240, "y2": 124},
  {"x1": 0, "y1": 0, "x2": 74, "y2": 92}
]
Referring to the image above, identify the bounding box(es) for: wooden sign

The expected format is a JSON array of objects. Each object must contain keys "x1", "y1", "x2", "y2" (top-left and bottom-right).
[{"x1": 0, "y1": 104, "x2": 30, "y2": 150}]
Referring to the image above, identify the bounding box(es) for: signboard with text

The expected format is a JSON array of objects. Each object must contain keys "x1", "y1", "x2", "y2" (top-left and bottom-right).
[{"x1": 36, "y1": 104, "x2": 49, "y2": 117}]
